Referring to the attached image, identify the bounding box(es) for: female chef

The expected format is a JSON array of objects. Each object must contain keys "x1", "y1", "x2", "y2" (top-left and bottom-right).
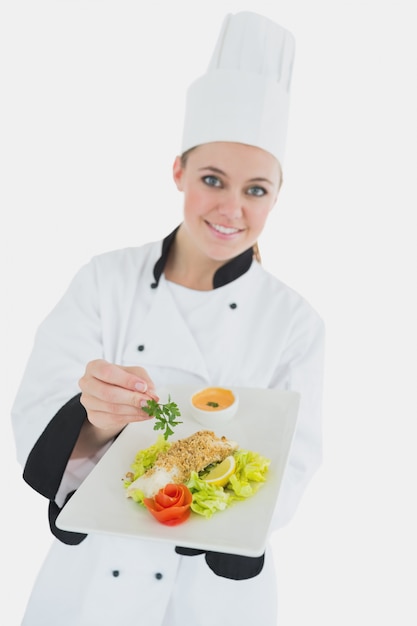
[{"x1": 12, "y1": 11, "x2": 324, "y2": 626}]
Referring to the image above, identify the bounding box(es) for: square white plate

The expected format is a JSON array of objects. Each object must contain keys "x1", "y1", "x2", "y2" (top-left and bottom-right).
[{"x1": 56, "y1": 386, "x2": 299, "y2": 557}]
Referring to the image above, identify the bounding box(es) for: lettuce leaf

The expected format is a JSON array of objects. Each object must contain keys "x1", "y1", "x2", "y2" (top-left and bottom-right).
[
  {"x1": 187, "y1": 471, "x2": 231, "y2": 518},
  {"x1": 227, "y1": 448, "x2": 271, "y2": 498},
  {"x1": 186, "y1": 449, "x2": 270, "y2": 518}
]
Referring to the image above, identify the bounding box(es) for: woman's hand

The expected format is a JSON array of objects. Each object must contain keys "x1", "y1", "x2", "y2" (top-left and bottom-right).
[{"x1": 79, "y1": 359, "x2": 159, "y2": 430}]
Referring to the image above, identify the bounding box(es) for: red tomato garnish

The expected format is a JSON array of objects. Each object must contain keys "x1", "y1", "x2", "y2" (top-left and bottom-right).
[{"x1": 143, "y1": 483, "x2": 193, "y2": 526}]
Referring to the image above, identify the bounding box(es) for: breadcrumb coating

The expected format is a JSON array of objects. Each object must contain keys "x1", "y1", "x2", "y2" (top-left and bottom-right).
[{"x1": 149, "y1": 430, "x2": 237, "y2": 483}]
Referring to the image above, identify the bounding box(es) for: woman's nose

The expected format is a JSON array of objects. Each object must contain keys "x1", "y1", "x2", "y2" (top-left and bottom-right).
[{"x1": 218, "y1": 190, "x2": 243, "y2": 218}]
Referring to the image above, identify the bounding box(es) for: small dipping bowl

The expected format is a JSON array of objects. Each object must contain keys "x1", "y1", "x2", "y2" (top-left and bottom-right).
[{"x1": 190, "y1": 386, "x2": 239, "y2": 427}]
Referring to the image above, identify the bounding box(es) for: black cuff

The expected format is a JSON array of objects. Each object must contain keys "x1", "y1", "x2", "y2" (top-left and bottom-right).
[
  {"x1": 175, "y1": 546, "x2": 206, "y2": 556},
  {"x1": 23, "y1": 394, "x2": 87, "y2": 499},
  {"x1": 175, "y1": 546, "x2": 265, "y2": 579},
  {"x1": 49, "y1": 491, "x2": 87, "y2": 546},
  {"x1": 205, "y1": 551, "x2": 265, "y2": 580}
]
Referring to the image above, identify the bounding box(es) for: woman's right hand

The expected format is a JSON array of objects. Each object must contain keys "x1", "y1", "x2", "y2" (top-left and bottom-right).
[{"x1": 78, "y1": 359, "x2": 159, "y2": 434}]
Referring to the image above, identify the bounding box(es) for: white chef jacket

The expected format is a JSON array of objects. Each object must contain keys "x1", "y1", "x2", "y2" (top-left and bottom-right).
[{"x1": 12, "y1": 230, "x2": 325, "y2": 626}]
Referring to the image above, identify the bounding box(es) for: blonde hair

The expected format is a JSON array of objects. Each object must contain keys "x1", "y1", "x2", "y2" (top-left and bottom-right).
[{"x1": 252, "y1": 242, "x2": 262, "y2": 263}]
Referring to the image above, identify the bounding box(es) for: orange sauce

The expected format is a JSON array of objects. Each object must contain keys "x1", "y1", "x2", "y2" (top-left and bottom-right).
[{"x1": 192, "y1": 387, "x2": 235, "y2": 412}]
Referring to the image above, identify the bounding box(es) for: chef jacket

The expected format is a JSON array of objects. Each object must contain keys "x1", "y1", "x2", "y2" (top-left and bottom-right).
[{"x1": 12, "y1": 228, "x2": 325, "y2": 626}]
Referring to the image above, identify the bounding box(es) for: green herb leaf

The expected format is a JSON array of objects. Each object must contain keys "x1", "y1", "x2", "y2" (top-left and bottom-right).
[{"x1": 142, "y1": 396, "x2": 182, "y2": 440}]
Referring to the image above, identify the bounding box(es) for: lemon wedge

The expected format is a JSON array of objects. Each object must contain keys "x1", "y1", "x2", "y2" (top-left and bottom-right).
[{"x1": 204, "y1": 455, "x2": 236, "y2": 487}]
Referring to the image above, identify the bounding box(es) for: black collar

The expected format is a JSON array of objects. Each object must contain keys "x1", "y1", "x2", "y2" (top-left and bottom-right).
[{"x1": 151, "y1": 226, "x2": 253, "y2": 289}]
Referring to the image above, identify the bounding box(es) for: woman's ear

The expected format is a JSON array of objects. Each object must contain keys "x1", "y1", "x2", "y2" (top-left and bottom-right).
[{"x1": 172, "y1": 156, "x2": 184, "y2": 191}]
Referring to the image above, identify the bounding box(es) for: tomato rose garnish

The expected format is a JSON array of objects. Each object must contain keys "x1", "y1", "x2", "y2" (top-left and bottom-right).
[{"x1": 143, "y1": 483, "x2": 193, "y2": 526}]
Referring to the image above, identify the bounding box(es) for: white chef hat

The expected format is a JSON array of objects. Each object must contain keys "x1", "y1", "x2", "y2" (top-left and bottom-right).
[{"x1": 180, "y1": 11, "x2": 296, "y2": 166}]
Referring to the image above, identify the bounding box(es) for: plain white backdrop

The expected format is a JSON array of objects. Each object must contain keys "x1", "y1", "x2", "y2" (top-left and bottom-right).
[{"x1": 1, "y1": 1, "x2": 416, "y2": 624}]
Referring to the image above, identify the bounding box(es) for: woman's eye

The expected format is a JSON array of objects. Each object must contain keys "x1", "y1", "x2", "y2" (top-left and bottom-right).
[
  {"x1": 202, "y1": 175, "x2": 222, "y2": 188},
  {"x1": 247, "y1": 186, "x2": 267, "y2": 197}
]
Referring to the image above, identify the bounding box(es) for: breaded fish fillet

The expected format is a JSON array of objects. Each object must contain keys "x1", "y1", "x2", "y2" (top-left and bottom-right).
[{"x1": 126, "y1": 430, "x2": 238, "y2": 498}]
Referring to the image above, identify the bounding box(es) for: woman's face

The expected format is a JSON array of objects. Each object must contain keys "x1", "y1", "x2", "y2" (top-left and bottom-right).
[{"x1": 173, "y1": 142, "x2": 282, "y2": 264}]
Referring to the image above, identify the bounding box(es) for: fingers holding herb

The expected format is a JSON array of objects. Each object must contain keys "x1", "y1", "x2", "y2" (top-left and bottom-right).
[
  {"x1": 79, "y1": 360, "x2": 159, "y2": 432},
  {"x1": 142, "y1": 397, "x2": 182, "y2": 440}
]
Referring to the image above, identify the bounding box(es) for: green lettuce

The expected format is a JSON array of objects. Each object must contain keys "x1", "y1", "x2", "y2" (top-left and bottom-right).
[
  {"x1": 227, "y1": 448, "x2": 270, "y2": 498},
  {"x1": 185, "y1": 448, "x2": 270, "y2": 518},
  {"x1": 187, "y1": 471, "x2": 231, "y2": 518}
]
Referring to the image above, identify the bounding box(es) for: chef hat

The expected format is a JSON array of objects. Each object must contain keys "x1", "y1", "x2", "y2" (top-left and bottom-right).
[{"x1": 181, "y1": 11, "x2": 295, "y2": 166}]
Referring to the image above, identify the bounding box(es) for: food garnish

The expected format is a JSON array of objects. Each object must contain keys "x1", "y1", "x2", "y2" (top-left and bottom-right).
[
  {"x1": 203, "y1": 455, "x2": 236, "y2": 487},
  {"x1": 143, "y1": 483, "x2": 192, "y2": 526},
  {"x1": 142, "y1": 396, "x2": 182, "y2": 440}
]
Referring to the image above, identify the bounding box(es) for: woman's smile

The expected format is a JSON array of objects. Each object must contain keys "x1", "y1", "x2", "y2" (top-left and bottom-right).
[{"x1": 205, "y1": 220, "x2": 244, "y2": 237}]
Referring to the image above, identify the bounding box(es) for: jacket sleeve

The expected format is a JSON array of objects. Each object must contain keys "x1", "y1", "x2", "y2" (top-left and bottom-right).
[
  {"x1": 11, "y1": 260, "x2": 106, "y2": 544},
  {"x1": 11, "y1": 260, "x2": 104, "y2": 467},
  {"x1": 270, "y1": 311, "x2": 325, "y2": 530}
]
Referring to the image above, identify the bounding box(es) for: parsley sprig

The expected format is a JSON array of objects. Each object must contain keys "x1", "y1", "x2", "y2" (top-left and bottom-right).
[{"x1": 142, "y1": 396, "x2": 182, "y2": 440}]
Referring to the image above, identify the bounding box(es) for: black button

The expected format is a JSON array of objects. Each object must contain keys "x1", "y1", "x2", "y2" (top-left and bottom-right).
[
  {"x1": 229, "y1": 303, "x2": 237, "y2": 309},
  {"x1": 155, "y1": 572, "x2": 163, "y2": 580},
  {"x1": 112, "y1": 570, "x2": 120, "y2": 577},
  {"x1": 137, "y1": 345, "x2": 145, "y2": 351}
]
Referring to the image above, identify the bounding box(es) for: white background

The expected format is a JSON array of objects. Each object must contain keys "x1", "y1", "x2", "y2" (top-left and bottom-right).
[{"x1": 1, "y1": 1, "x2": 416, "y2": 624}]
